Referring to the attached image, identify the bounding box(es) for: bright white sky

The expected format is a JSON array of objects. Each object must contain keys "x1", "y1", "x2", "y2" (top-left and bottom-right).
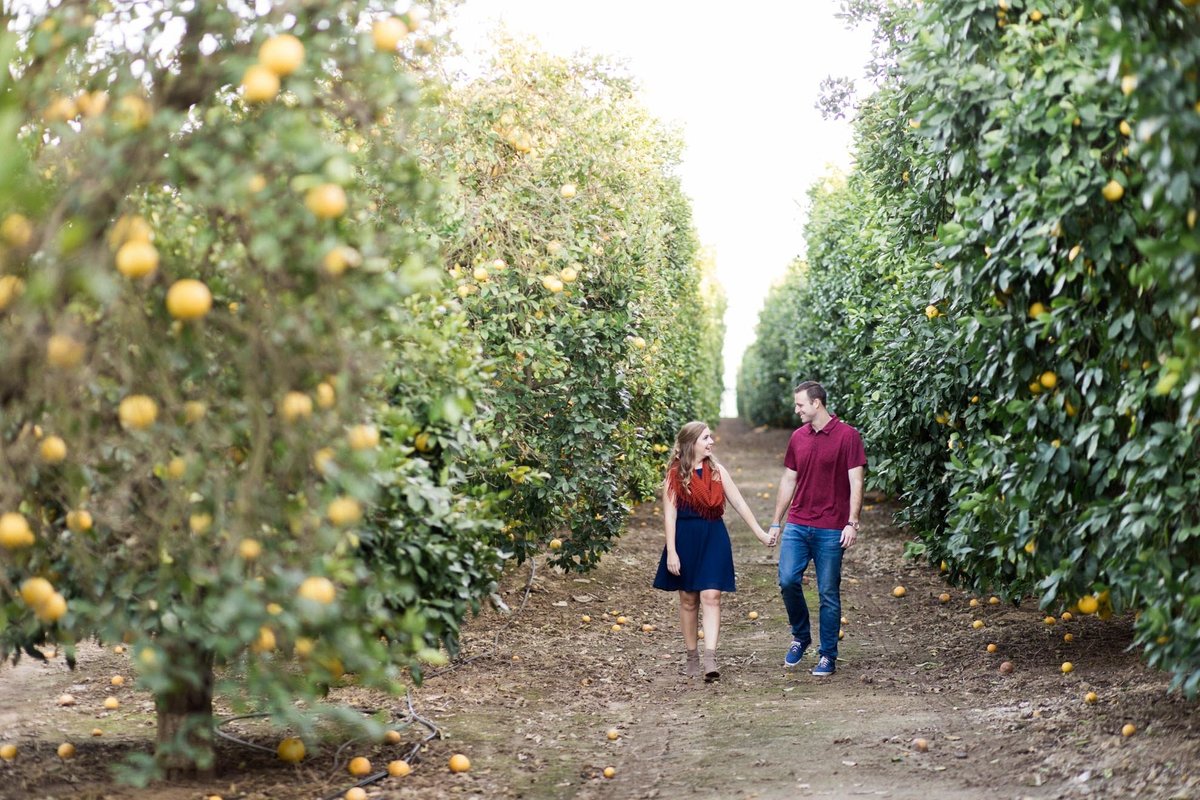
[{"x1": 445, "y1": 1, "x2": 874, "y2": 417}]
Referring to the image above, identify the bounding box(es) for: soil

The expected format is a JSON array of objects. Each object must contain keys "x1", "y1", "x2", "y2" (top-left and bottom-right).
[{"x1": 1, "y1": 418, "x2": 1197, "y2": 800}]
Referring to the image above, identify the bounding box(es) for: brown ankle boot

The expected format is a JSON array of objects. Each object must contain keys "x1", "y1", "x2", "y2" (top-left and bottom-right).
[
  {"x1": 684, "y1": 649, "x2": 700, "y2": 678},
  {"x1": 702, "y1": 649, "x2": 719, "y2": 682}
]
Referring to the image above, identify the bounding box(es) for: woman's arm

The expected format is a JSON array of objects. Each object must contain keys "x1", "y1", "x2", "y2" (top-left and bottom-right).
[
  {"x1": 664, "y1": 487, "x2": 681, "y2": 575},
  {"x1": 718, "y1": 464, "x2": 775, "y2": 547}
]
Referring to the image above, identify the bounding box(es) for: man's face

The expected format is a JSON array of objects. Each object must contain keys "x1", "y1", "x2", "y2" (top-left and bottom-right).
[{"x1": 794, "y1": 391, "x2": 821, "y2": 424}]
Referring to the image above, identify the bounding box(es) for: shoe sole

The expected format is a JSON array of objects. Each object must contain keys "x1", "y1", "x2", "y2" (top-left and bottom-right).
[
  {"x1": 811, "y1": 671, "x2": 835, "y2": 677},
  {"x1": 704, "y1": 670, "x2": 720, "y2": 682}
]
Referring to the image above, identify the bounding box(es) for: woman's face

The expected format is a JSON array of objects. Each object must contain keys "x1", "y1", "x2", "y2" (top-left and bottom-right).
[{"x1": 695, "y1": 427, "x2": 714, "y2": 460}]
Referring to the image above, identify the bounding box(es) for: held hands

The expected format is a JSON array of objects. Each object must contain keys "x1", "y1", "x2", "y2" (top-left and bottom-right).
[
  {"x1": 756, "y1": 524, "x2": 779, "y2": 548},
  {"x1": 667, "y1": 550, "x2": 681, "y2": 576}
]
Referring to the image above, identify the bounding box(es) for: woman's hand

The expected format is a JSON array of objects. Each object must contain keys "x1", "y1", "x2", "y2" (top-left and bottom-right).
[
  {"x1": 754, "y1": 525, "x2": 778, "y2": 548},
  {"x1": 667, "y1": 550, "x2": 681, "y2": 576}
]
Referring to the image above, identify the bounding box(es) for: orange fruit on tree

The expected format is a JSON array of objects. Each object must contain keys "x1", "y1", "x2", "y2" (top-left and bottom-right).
[
  {"x1": 298, "y1": 576, "x2": 336, "y2": 604},
  {"x1": 305, "y1": 184, "x2": 348, "y2": 219},
  {"x1": 279, "y1": 391, "x2": 313, "y2": 422},
  {"x1": 327, "y1": 497, "x2": 363, "y2": 527},
  {"x1": 258, "y1": 34, "x2": 305, "y2": 76},
  {"x1": 1077, "y1": 595, "x2": 1099, "y2": 615},
  {"x1": 115, "y1": 239, "x2": 159, "y2": 278},
  {"x1": 39, "y1": 435, "x2": 67, "y2": 464},
  {"x1": 20, "y1": 577, "x2": 55, "y2": 608},
  {"x1": 166, "y1": 279, "x2": 213, "y2": 321},
  {"x1": 241, "y1": 64, "x2": 280, "y2": 103},
  {"x1": 0, "y1": 512, "x2": 34, "y2": 549},
  {"x1": 46, "y1": 334, "x2": 85, "y2": 368},
  {"x1": 372, "y1": 17, "x2": 409, "y2": 51},
  {"x1": 35, "y1": 593, "x2": 68, "y2": 622},
  {"x1": 118, "y1": 394, "x2": 158, "y2": 430},
  {"x1": 1039, "y1": 371, "x2": 1058, "y2": 389},
  {"x1": 348, "y1": 425, "x2": 380, "y2": 450}
]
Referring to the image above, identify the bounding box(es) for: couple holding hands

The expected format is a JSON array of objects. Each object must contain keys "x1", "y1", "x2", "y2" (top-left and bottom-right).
[{"x1": 652, "y1": 381, "x2": 867, "y2": 683}]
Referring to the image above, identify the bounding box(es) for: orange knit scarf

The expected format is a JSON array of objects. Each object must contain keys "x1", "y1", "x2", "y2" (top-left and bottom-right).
[{"x1": 667, "y1": 460, "x2": 725, "y2": 520}]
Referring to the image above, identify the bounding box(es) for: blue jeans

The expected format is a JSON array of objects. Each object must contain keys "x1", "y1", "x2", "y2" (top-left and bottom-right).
[{"x1": 778, "y1": 523, "x2": 844, "y2": 660}]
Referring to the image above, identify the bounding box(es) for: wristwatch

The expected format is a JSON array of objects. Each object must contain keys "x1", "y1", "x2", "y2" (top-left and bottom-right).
[{"x1": 846, "y1": 521, "x2": 860, "y2": 531}]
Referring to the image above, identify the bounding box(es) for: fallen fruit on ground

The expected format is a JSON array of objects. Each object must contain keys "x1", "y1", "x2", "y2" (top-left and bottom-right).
[
  {"x1": 604, "y1": 766, "x2": 616, "y2": 778},
  {"x1": 912, "y1": 738, "x2": 929, "y2": 752},
  {"x1": 1000, "y1": 661, "x2": 1014, "y2": 673},
  {"x1": 1061, "y1": 662, "x2": 1074, "y2": 674},
  {"x1": 277, "y1": 737, "x2": 305, "y2": 763},
  {"x1": 1085, "y1": 691, "x2": 1098, "y2": 704},
  {"x1": 449, "y1": 753, "x2": 471, "y2": 772},
  {"x1": 0, "y1": 744, "x2": 16, "y2": 761},
  {"x1": 748, "y1": 611, "x2": 759, "y2": 620},
  {"x1": 348, "y1": 756, "x2": 371, "y2": 776},
  {"x1": 344, "y1": 788, "x2": 366, "y2": 800},
  {"x1": 384, "y1": 730, "x2": 402, "y2": 745},
  {"x1": 388, "y1": 759, "x2": 411, "y2": 777},
  {"x1": 1122, "y1": 723, "x2": 1137, "y2": 737},
  {"x1": 606, "y1": 728, "x2": 620, "y2": 741},
  {"x1": 57, "y1": 742, "x2": 75, "y2": 759},
  {"x1": 892, "y1": 586, "x2": 907, "y2": 598}
]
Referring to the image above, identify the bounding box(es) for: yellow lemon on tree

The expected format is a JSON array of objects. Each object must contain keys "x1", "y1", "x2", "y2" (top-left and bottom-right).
[
  {"x1": 241, "y1": 64, "x2": 280, "y2": 103},
  {"x1": 1039, "y1": 371, "x2": 1058, "y2": 389},
  {"x1": 277, "y1": 737, "x2": 306, "y2": 763},
  {"x1": 166, "y1": 279, "x2": 213, "y2": 321},
  {"x1": 0, "y1": 275, "x2": 26, "y2": 310},
  {"x1": 1077, "y1": 595, "x2": 1099, "y2": 615},
  {"x1": 298, "y1": 576, "x2": 336, "y2": 604},
  {"x1": 20, "y1": 577, "x2": 55, "y2": 608},
  {"x1": 541, "y1": 274, "x2": 564, "y2": 293},
  {"x1": 1, "y1": 213, "x2": 33, "y2": 247},
  {"x1": 36, "y1": 593, "x2": 68, "y2": 622},
  {"x1": 1028, "y1": 301, "x2": 1047, "y2": 319},
  {"x1": 549, "y1": 538, "x2": 563, "y2": 550},
  {"x1": 925, "y1": 304, "x2": 940, "y2": 319},
  {"x1": 1102, "y1": 179, "x2": 1125, "y2": 202},
  {"x1": 305, "y1": 184, "x2": 348, "y2": 220},
  {"x1": 258, "y1": 34, "x2": 305, "y2": 76},
  {"x1": 0, "y1": 512, "x2": 35, "y2": 549},
  {"x1": 560, "y1": 265, "x2": 579, "y2": 283},
  {"x1": 316, "y1": 382, "x2": 336, "y2": 409},
  {"x1": 66, "y1": 509, "x2": 93, "y2": 532},
  {"x1": 118, "y1": 394, "x2": 158, "y2": 430},
  {"x1": 115, "y1": 240, "x2": 159, "y2": 278}
]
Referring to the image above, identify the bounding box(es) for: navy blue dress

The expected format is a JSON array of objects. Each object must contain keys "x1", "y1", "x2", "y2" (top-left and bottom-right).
[{"x1": 653, "y1": 472, "x2": 736, "y2": 593}]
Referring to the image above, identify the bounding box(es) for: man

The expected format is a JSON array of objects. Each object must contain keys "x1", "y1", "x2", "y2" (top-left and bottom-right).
[{"x1": 769, "y1": 381, "x2": 866, "y2": 677}]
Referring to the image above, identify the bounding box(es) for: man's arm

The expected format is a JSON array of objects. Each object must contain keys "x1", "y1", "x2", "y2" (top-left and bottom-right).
[{"x1": 842, "y1": 465, "x2": 865, "y2": 548}]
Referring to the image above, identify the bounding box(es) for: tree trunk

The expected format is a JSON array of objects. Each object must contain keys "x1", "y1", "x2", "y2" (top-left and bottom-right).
[{"x1": 155, "y1": 648, "x2": 215, "y2": 779}]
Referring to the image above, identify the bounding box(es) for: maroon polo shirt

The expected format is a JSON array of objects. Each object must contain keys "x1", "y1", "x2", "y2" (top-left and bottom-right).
[{"x1": 784, "y1": 415, "x2": 867, "y2": 530}]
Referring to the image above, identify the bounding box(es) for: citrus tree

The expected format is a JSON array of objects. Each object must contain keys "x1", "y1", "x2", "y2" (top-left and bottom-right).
[
  {"x1": 412, "y1": 38, "x2": 725, "y2": 570},
  {"x1": 739, "y1": 0, "x2": 1200, "y2": 695},
  {"x1": 0, "y1": 0, "x2": 503, "y2": 777}
]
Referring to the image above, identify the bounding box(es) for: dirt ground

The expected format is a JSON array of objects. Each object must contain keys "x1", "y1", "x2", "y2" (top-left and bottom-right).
[{"x1": 1, "y1": 418, "x2": 1197, "y2": 800}]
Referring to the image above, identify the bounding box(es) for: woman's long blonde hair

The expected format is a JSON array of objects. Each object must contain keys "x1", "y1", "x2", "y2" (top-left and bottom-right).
[{"x1": 663, "y1": 420, "x2": 721, "y2": 497}]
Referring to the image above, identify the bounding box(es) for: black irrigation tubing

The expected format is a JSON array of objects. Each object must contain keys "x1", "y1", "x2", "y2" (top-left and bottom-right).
[{"x1": 214, "y1": 689, "x2": 441, "y2": 800}]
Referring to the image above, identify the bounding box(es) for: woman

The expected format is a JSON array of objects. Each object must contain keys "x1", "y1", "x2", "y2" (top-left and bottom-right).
[{"x1": 653, "y1": 421, "x2": 776, "y2": 681}]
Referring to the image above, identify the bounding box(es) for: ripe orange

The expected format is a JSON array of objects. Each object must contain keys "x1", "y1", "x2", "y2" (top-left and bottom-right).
[
  {"x1": 986, "y1": 643, "x2": 998, "y2": 654},
  {"x1": 1043, "y1": 616, "x2": 1056, "y2": 626},
  {"x1": 316, "y1": 382, "x2": 336, "y2": 409},
  {"x1": 279, "y1": 391, "x2": 313, "y2": 422},
  {"x1": 1060, "y1": 662, "x2": 1074, "y2": 674},
  {"x1": 20, "y1": 578, "x2": 55, "y2": 607},
  {"x1": 1084, "y1": 691, "x2": 1098, "y2": 704},
  {"x1": 344, "y1": 789, "x2": 366, "y2": 800},
  {"x1": 938, "y1": 593, "x2": 951, "y2": 603},
  {"x1": 892, "y1": 586, "x2": 907, "y2": 598},
  {"x1": 111, "y1": 675, "x2": 124, "y2": 686},
  {"x1": 252, "y1": 627, "x2": 276, "y2": 653},
  {"x1": 581, "y1": 615, "x2": 591, "y2": 623},
  {"x1": 1121, "y1": 723, "x2": 1136, "y2": 737},
  {"x1": 387, "y1": 759, "x2": 411, "y2": 777},
  {"x1": 115, "y1": 240, "x2": 159, "y2": 278},
  {"x1": 35, "y1": 593, "x2": 68, "y2": 622},
  {"x1": 748, "y1": 611, "x2": 759, "y2": 620},
  {"x1": 1077, "y1": 595, "x2": 1099, "y2": 615},
  {"x1": 103, "y1": 696, "x2": 119, "y2": 710},
  {"x1": 0, "y1": 275, "x2": 26, "y2": 310},
  {"x1": 972, "y1": 620, "x2": 984, "y2": 629},
  {"x1": 46, "y1": 334, "x2": 85, "y2": 368},
  {"x1": 603, "y1": 766, "x2": 616, "y2": 778},
  {"x1": 448, "y1": 753, "x2": 471, "y2": 773},
  {"x1": 372, "y1": 17, "x2": 409, "y2": 51},
  {"x1": 39, "y1": 435, "x2": 67, "y2": 464},
  {"x1": 384, "y1": 729, "x2": 402, "y2": 745},
  {"x1": 606, "y1": 728, "x2": 620, "y2": 741},
  {"x1": 238, "y1": 539, "x2": 262, "y2": 560},
  {"x1": 241, "y1": 64, "x2": 280, "y2": 102},
  {"x1": 348, "y1": 756, "x2": 371, "y2": 776},
  {"x1": 277, "y1": 737, "x2": 305, "y2": 763},
  {"x1": 347, "y1": 424, "x2": 380, "y2": 451},
  {"x1": 298, "y1": 576, "x2": 336, "y2": 604},
  {"x1": 259, "y1": 34, "x2": 305, "y2": 76},
  {"x1": 118, "y1": 394, "x2": 158, "y2": 430},
  {"x1": 57, "y1": 742, "x2": 75, "y2": 760},
  {"x1": 1039, "y1": 371, "x2": 1058, "y2": 389},
  {"x1": 0, "y1": 744, "x2": 16, "y2": 761},
  {"x1": 327, "y1": 497, "x2": 363, "y2": 527},
  {"x1": 305, "y1": 184, "x2": 348, "y2": 220},
  {"x1": 166, "y1": 279, "x2": 213, "y2": 321},
  {"x1": 0, "y1": 512, "x2": 34, "y2": 549},
  {"x1": 549, "y1": 538, "x2": 563, "y2": 550},
  {"x1": 1, "y1": 213, "x2": 33, "y2": 247}
]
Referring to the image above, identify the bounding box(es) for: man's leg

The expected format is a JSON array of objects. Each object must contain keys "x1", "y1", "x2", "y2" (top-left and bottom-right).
[
  {"x1": 778, "y1": 523, "x2": 812, "y2": 665},
  {"x1": 811, "y1": 527, "x2": 845, "y2": 674}
]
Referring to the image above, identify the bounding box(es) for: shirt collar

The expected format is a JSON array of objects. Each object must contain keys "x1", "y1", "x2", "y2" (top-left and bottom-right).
[{"x1": 807, "y1": 415, "x2": 840, "y2": 436}]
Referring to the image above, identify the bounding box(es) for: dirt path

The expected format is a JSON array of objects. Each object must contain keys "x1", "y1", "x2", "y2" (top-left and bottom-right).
[{"x1": 1, "y1": 419, "x2": 1197, "y2": 799}]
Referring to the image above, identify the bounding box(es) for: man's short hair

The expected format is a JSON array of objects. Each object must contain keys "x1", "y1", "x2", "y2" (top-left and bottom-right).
[{"x1": 794, "y1": 380, "x2": 827, "y2": 406}]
